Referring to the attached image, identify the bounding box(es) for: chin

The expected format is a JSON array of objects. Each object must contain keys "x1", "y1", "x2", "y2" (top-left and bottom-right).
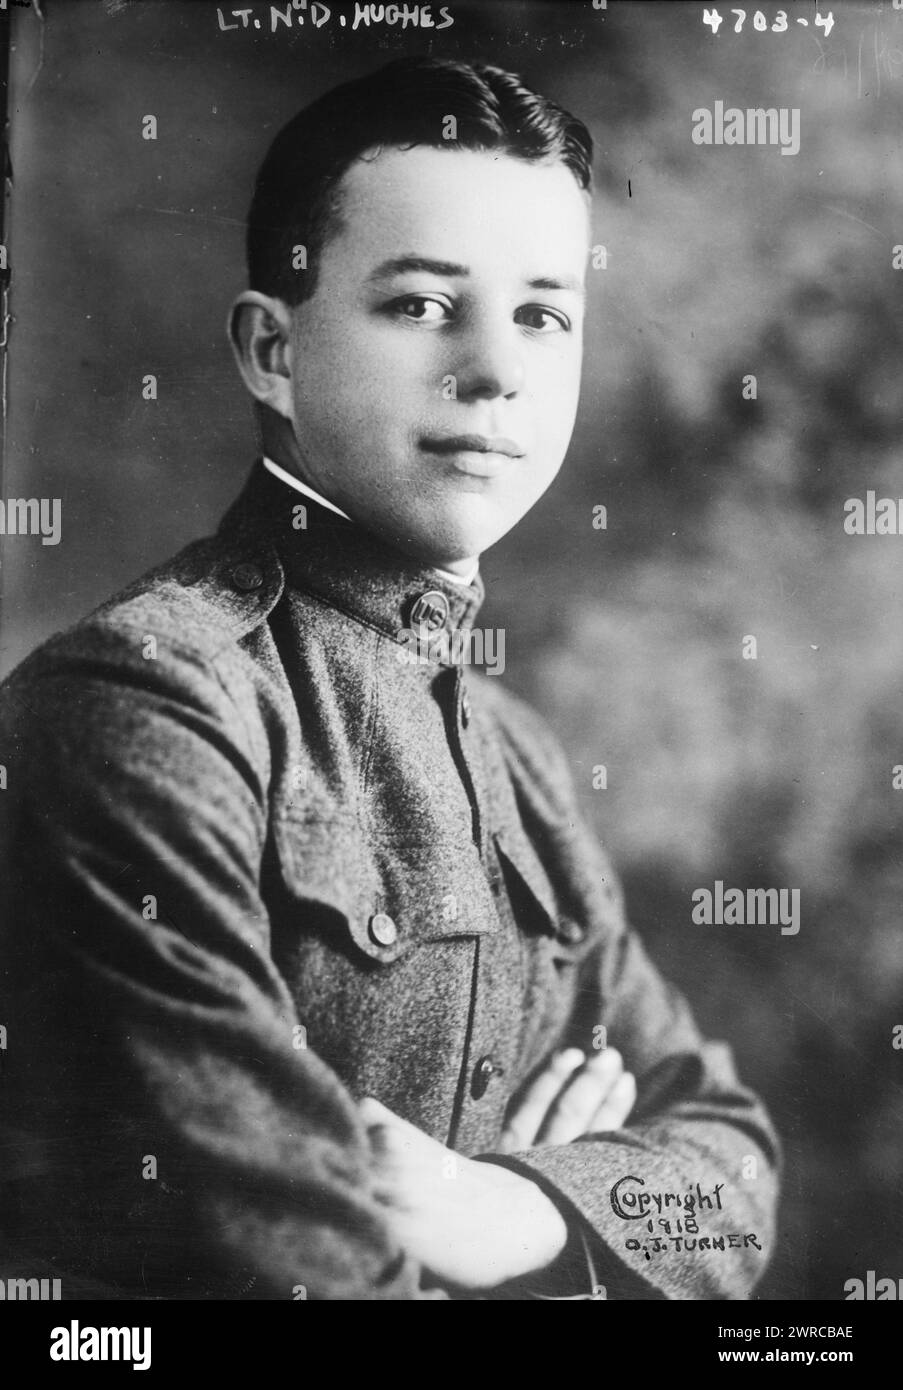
[
  {"x1": 377, "y1": 510, "x2": 490, "y2": 565},
  {"x1": 416, "y1": 527, "x2": 503, "y2": 569},
  {"x1": 435, "y1": 502, "x2": 524, "y2": 557}
]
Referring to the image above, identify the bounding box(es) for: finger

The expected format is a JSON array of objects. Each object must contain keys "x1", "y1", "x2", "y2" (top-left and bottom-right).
[
  {"x1": 360, "y1": 1097, "x2": 429, "y2": 1144},
  {"x1": 536, "y1": 1048, "x2": 626, "y2": 1146},
  {"x1": 360, "y1": 1097, "x2": 439, "y2": 1175},
  {"x1": 576, "y1": 1044, "x2": 629, "y2": 1107},
  {"x1": 359, "y1": 1096, "x2": 396, "y2": 1128},
  {"x1": 582, "y1": 1043, "x2": 626, "y2": 1087},
  {"x1": 586, "y1": 1071, "x2": 637, "y2": 1134},
  {"x1": 498, "y1": 1048, "x2": 586, "y2": 1153},
  {"x1": 360, "y1": 1098, "x2": 445, "y2": 1206},
  {"x1": 360, "y1": 1099, "x2": 408, "y2": 1191}
]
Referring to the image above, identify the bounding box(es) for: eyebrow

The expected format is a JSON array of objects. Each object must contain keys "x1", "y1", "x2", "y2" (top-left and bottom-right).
[{"x1": 367, "y1": 255, "x2": 585, "y2": 295}]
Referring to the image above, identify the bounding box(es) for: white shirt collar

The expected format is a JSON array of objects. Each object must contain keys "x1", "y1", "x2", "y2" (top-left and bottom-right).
[
  {"x1": 262, "y1": 454, "x2": 352, "y2": 522},
  {"x1": 261, "y1": 455, "x2": 480, "y2": 588}
]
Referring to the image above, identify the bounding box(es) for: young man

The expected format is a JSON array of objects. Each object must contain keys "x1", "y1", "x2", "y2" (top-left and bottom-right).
[{"x1": 0, "y1": 58, "x2": 778, "y2": 1300}]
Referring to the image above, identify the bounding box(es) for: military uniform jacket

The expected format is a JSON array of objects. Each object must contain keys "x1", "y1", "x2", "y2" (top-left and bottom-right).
[{"x1": 0, "y1": 460, "x2": 779, "y2": 1300}]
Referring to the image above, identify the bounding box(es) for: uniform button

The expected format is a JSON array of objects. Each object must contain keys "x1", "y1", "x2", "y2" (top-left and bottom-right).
[
  {"x1": 557, "y1": 918, "x2": 587, "y2": 945},
  {"x1": 410, "y1": 590, "x2": 450, "y2": 633},
  {"x1": 368, "y1": 912, "x2": 398, "y2": 947},
  {"x1": 461, "y1": 690, "x2": 472, "y2": 727},
  {"x1": 231, "y1": 562, "x2": 264, "y2": 593},
  {"x1": 472, "y1": 1054, "x2": 502, "y2": 1099}
]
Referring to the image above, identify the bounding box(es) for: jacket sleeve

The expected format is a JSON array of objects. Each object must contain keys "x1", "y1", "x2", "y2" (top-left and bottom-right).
[
  {"x1": 472, "y1": 700, "x2": 781, "y2": 1301},
  {"x1": 0, "y1": 622, "x2": 444, "y2": 1301}
]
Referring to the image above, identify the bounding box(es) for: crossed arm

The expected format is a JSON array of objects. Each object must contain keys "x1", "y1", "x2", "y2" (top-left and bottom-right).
[
  {"x1": 0, "y1": 631, "x2": 778, "y2": 1300},
  {"x1": 362, "y1": 1046, "x2": 637, "y2": 1289}
]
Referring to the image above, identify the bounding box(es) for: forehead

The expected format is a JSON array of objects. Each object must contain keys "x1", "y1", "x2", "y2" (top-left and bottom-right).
[{"x1": 322, "y1": 145, "x2": 591, "y2": 278}]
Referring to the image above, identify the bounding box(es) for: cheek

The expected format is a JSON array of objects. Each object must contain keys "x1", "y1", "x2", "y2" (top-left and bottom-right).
[
  {"x1": 532, "y1": 358, "x2": 582, "y2": 440},
  {"x1": 311, "y1": 329, "x2": 429, "y2": 421},
  {"x1": 293, "y1": 322, "x2": 384, "y2": 421},
  {"x1": 296, "y1": 365, "x2": 407, "y2": 469}
]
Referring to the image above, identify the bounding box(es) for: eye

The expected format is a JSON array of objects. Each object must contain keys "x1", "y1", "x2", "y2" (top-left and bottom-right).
[
  {"x1": 389, "y1": 295, "x2": 451, "y2": 323},
  {"x1": 516, "y1": 305, "x2": 571, "y2": 333}
]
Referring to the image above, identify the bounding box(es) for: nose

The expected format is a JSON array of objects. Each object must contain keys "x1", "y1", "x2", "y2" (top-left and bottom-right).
[{"x1": 453, "y1": 316, "x2": 525, "y2": 401}]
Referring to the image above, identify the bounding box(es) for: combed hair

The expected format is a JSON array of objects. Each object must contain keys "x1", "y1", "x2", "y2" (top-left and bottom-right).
[{"x1": 247, "y1": 56, "x2": 593, "y2": 304}]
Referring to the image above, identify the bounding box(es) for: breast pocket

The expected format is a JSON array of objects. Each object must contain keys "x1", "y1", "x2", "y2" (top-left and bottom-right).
[
  {"x1": 270, "y1": 808, "x2": 500, "y2": 1129},
  {"x1": 492, "y1": 823, "x2": 595, "y2": 1068},
  {"x1": 273, "y1": 810, "x2": 499, "y2": 965},
  {"x1": 493, "y1": 823, "x2": 590, "y2": 959}
]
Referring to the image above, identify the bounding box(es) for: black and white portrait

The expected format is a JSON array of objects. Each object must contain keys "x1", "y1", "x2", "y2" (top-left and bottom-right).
[{"x1": 0, "y1": 0, "x2": 900, "y2": 1334}]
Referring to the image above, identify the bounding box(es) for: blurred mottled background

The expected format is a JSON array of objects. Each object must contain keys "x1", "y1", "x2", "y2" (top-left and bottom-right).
[{"x1": 4, "y1": 0, "x2": 903, "y2": 1299}]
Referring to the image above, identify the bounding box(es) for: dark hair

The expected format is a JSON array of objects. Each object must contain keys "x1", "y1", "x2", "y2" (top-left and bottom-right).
[{"x1": 247, "y1": 56, "x2": 593, "y2": 305}]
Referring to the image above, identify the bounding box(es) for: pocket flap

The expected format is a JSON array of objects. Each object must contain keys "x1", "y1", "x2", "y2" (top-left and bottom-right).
[
  {"x1": 275, "y1": 810, "x2": 499, "y2": 965},
  {"x1": 494, "y1": 824, "x2": 559, "y2": 930},
  {"x1": 494, "y1": 824, "x2": 591, "y2": 956}
]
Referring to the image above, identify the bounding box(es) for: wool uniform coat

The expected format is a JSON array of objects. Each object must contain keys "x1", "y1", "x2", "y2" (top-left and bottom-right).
[{"x1": 0, "y1": 460, "x2": 780, "y2": 1300}]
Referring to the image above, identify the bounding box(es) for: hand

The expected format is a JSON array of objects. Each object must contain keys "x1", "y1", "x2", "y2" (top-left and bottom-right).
[
  {"x1": 496, "y1": 1045, "x2": 636, "y2": 1154},
  {"x1": 360, "y1": 1097, "x2": 568, "y2": 1289}
]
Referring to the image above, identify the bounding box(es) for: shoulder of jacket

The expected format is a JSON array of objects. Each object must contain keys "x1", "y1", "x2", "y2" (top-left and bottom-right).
[
  {"x1": 88, "y1": 531, "x2": 286, "y2": 651},
  {"x1": 0, "y1": 531, "x2": 287, "y2": 722}
]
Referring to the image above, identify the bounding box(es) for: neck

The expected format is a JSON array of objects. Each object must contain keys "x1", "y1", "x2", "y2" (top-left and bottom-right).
[{"x1": 259, "y1": 418, "x2": 480, "y2": 587}]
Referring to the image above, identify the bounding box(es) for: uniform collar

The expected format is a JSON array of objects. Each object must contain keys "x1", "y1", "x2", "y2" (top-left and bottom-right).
[
  {"x1": 261, "y1": 455, "x2": 353, "y2": 523},
  {"x1": 260, "y1": 454, "x2": 479, "y2": 588},
  {"x1": 217, "y1": 458, "x2": 486, "y2": 643}
]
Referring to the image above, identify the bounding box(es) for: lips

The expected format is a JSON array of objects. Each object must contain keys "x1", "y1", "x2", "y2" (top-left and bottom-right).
[{"x1": 420, "y1": 433, "x2": 525, "y2": 459}]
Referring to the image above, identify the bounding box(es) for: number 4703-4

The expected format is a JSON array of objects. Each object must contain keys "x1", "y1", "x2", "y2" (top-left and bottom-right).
[{"x1": 703, "y1": 8, "x2": 834, "y2": 36}]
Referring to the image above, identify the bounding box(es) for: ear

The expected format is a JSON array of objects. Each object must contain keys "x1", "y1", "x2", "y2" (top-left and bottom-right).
[{"x1": 228, "y1": 291, "x2": 295, "y2": 420}]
